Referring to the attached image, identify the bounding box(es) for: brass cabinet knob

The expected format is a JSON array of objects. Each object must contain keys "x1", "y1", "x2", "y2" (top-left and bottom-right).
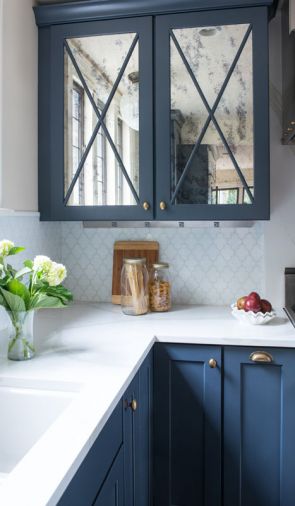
[
  {"x1": 249, "y1": 351, "x2": 273, "y2": 363},
  {"x1": 159, "y1": 201, "x2": 167, "y2": 210},
  {"x1": 143, "y1": 201, "x2": 150, "y2": 211},
  {"x1": 130, "y1": 399, "x2": 137, "y2": 411},
  {"x1": 209, "y1": 358, "x2": 217, "y2": 368}
]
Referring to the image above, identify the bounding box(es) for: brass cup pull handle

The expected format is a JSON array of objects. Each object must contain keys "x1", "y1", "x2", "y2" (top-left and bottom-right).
[
  {"x1": 209, "y1": 358, "x2": 217, "y2": 368},
  {"x1": 143, "y1": 201, "x2": 150, "y2": 211},
  {"x1": 159, "y1": 201, "x2": 167, "y2": 211},
  {"x1": 249, "y1": 351, "x2": 273, "y2": 363},
  {"x1": 130, "y1": 399, "x2": 137, "y2": 412}
]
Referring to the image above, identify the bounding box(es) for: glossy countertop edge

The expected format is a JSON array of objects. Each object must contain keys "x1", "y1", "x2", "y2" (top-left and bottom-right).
[{"x1": 0, "y1": 302, "x2": 294, "y2": 506}]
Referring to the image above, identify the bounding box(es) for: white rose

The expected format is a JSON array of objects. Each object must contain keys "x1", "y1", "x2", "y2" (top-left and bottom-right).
[
  {"x1": 47, "y1": 262, "x2": 67, "y2": 286},
  {"x1": 33, "y1": 255, "x2": 53, "y2": 274},
  {"x1": 0, "y1": 240, "x2": 14, "y2": 257}
]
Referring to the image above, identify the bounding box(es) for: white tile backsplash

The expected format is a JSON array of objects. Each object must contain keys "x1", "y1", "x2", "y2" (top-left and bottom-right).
[
  {"x1": 61, "y1": 222, "x2": 265, "y2": 305},
  {"x1": 0, "y1": 215, "x2": 265, "y2": 306},
  {"x1": 0, "y1": 215, "x2": 61, "y2": 268}
]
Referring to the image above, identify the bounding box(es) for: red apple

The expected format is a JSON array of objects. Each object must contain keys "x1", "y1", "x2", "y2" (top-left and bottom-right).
[
  {"x1": 260, "y1": 299, "x2": 272, "y2": 313},
  {"x1": 248, "y1": 291, "x2": 260, "y2": 298},
  {"x1": 237, "y1": 296, "x2": 247, "y2": 310},
  {"x1": 244, "y1": 296, "x2": 261, "y2": 313}
]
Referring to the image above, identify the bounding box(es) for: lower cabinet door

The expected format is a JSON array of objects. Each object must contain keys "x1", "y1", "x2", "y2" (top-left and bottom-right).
[
  {"x1": 154, "y1": 343, "x2": 222, "y2": 506},
  {"x1": 224, "y1": 347, "x2": 295, "y2": 506},
  {"x1": 93, "y1": 447, "x2": 124, "y2": 506},
  {"x1": 124, "y1": 350, "x2": 153, "y2": 506},
  {"x1": 58, "y1": 402, "x2": 123, "y2": 506}
]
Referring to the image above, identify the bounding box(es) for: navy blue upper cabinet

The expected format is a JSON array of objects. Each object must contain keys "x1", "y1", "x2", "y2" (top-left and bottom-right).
[
  {"x1": 154, "y1": 343, "x2": 222, "y2": 506},
  {"x1": 224, "y1": 347, "x2": 295, "y2": 506},
  {"x1": 34, "y1": 0, "x2": 276, "y2": 221},
  {"x1": 155, "y1": 7, "x2": 270, "y2": 220},
  {"x1": 38, "y1": 16, "x2": 153, "y2": 221}
]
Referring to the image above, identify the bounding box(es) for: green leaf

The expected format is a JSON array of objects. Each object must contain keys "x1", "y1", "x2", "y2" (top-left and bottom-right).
[
  {"x1": 8, "y1": 247, "x2": 25, "y2": 256},
  {"x1": 6, "y1": 264, "x2": 16, "y2": 273},
  {"x1": 44, "y1": 285, "x2": 73, "y2": 304},
  {"x1": 15, "y1": 267, "x2": 32, "y2": 280},
  {"x1": 29, "y1": 293, "x2": 65, "y2": 310},
  {"x1": 0, "y1": 292, "x2": 9, "y2": 310},
  {"x1": 24, "y1": 260, "x2": 33, "y2": 269},
  {"x1": 7, "y1": 279, "x2": 30, "y2": 309},
  {"x1": 0, "y1": 275, "x2": 12, "y2": 287},
  {"x1": 0, "y1": 288, "x2": 26, "y2": 312}
]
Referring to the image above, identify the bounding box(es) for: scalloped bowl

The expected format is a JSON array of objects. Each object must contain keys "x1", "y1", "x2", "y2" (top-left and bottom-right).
[{"x1": 231, "y1": 304, "x2": 276, "y2": 325}]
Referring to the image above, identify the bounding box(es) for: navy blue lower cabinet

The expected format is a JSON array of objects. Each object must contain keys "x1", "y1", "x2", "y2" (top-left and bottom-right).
[
  {"x1": 154, "y1": 343, "x2": 222, "y2": 506},
  {"x1": 224, "y1": 347, "x2": 295, "y2": 506},
  {"x1": 124, "y1": 351, "x2": 153, "y2": 506},
  {"x1": 58, "y1": 401, "x2": 123, "y2": 506},
  {"x1": 93, "y1": 447, "x2": 124, "y2": 506}
]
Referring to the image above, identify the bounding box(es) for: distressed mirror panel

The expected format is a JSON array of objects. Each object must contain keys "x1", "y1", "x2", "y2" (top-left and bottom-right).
[
  {"x1": 170, "y1": 24, "x2": 254, "y2": 205},
  {"x1": 64, "y1": 33, "x2": 139, "y2": 206}
]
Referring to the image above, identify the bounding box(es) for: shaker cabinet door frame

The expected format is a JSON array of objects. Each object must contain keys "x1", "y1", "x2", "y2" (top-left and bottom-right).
[
  {"x1": 39, "y1": 16, "x2": 153, "y2": 221},
  {"x1": 154, "y1": 343, "x2": 222, "y2": 506},
  {"x1": 224, "y1": 347, "x2": 295, "y2": 506},
  {"x1": 155, "y1": 7, "x2": 270, "y2": 221}
]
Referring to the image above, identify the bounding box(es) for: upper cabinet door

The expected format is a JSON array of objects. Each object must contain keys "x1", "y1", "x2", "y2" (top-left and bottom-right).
[
  {"x1": 155, "y1": 7, "x2": 270, "y2": 220},
  {"x1": 40, "y1": 17, "x2": 153, "y2": 220}
]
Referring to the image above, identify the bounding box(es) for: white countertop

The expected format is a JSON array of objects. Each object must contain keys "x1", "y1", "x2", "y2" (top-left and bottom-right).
[{"x1": 0, "y1": 303, "x2": 294, "y2": 506}]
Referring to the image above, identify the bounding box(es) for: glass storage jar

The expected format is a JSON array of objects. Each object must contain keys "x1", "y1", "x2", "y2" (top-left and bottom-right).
[
  {"x1": 149, "y1": 263, "x2": 171, "y2": 312},
  {"x1": 121, "y1": 258, "x2": 149, "y2": 316}
]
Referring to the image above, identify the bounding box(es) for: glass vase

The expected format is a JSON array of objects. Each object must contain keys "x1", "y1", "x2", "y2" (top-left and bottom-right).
[{"x1": 7, "y1": 310, "x2": 35, "y2": 361}]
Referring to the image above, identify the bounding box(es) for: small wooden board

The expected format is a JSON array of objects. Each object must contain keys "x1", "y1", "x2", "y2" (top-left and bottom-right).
[{"x1": 112, "y1": 241, "x2": 159, "y2": 304}]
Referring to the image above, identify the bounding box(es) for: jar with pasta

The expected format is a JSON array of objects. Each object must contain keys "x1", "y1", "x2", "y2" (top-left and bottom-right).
[
  {"x1": 149, "y1": 263, "x2": 171, "y2": 312},
  {"x1": 121, "y1": 258, "x2": 149, "y2": 316}
]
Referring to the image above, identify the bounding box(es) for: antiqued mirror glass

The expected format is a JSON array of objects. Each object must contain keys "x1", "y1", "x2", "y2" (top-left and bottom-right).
[
  {"x1": 170, "y1": 24, "x2": 254, "y2": 205},
  {"x1": 64, "y1": 33, "x2": 139, "y2": 206}
]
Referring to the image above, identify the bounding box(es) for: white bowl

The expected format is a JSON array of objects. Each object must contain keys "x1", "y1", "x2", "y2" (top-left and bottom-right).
[{"x1": 231, "y1": 304, "x2": 276, "y2": 325}]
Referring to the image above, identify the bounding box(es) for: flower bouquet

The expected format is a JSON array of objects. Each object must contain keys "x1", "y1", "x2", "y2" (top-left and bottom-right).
[{"x1": 0, "y1": 240, "x2": 73, "y2": 360}]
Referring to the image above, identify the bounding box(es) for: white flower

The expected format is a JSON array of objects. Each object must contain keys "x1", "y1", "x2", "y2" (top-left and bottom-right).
[
  {"x1": 0, "y1": 240, "x2": 14, "y2": 257},
  {"x1": 47, "y1": 262, "x2": 67, "y2": 286},
  {"x1": 33, "y1": 255, "x2": 53, "y2": 274}
]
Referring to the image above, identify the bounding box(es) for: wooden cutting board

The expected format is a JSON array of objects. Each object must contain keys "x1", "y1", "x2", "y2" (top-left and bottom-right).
[{"x1": 112, "y1": 241, "x2": 159, "y2": 304}]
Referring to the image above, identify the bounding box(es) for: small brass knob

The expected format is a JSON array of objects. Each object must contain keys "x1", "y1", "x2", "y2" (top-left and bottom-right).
[
  {"x1": 159, "y1": 201, "x2": 167, "y2": 210},
  {"x1": 143, "y1": 201, "x2": 150, "y2": 211},
  {"x1": 209, "y1": 358, "x2": 217, "y2": 368},
  {"x1": 130, "y1": 399, "x2": 137, "y2": 411}
]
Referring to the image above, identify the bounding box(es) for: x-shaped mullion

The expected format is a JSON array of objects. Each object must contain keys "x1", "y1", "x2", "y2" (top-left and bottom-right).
[
  {"x1": 64, "y1": 35, "x2": 140, "y2": 205},
  {"x1": 170, "y1": 25, "x2": 254, "y2": 205}
]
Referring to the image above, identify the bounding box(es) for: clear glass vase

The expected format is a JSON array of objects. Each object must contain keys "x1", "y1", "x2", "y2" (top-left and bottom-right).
[{"x1": 7, "y1": 310, "x2": 35, "y2": 361}]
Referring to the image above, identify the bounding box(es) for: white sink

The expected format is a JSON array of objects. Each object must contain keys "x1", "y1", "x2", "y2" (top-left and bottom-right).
[{"x1": 0, "y1": 378, "x2": 80, "y2": 479}]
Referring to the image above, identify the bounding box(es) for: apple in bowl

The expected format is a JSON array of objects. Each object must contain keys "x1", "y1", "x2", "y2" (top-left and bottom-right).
[{"x1": 232, "y1": 292, "x2": 275, "y2": 325}]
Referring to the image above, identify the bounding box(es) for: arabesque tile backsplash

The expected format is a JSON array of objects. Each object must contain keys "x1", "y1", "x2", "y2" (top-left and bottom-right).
[
  {"x1": 0, "y1": 216, "x2": 264, "y2": 307},
  {"x1": 61, "y1": 222, "x2": 264, "y2": 305}
]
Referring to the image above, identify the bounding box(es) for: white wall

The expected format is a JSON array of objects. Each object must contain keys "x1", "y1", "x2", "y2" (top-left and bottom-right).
[
  {"x1": 0, "y1": 0, "x2": 38, "y2": 211},
  {"x1": 264, "y1": 12, "x2": 295, "y2": 308}
]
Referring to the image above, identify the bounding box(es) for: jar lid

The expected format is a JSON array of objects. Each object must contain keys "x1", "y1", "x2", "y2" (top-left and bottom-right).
[
  {"x1": 152, "y1": 262, "x2": 169, "y2": 269},
  {"x1": 123, "y1": 257, "x2": 146, "y2": 265}
]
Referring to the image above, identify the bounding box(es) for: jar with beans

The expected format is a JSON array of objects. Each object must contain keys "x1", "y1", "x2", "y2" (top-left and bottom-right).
[{"x1": 149, "y1": 263, "x2": 171, "y2": 312}]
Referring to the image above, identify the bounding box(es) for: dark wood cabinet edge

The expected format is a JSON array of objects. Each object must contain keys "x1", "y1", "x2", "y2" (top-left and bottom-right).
[{"x1": 34, "y1": 0, "x2": 278, "y2": 27}]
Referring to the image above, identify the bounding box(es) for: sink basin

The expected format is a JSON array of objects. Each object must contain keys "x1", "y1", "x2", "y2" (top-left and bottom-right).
[{"x1": 0, "y1": 378, "x2": 80, "y2": 479}]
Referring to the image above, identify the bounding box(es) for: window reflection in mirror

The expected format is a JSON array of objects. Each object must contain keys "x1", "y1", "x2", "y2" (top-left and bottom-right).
[
  {"x1": 170, "y1": 24, "x2": 254, "y2": 205},
  {"x1": 64, "y1": 33, "x2": 139, "y2": 206}
]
